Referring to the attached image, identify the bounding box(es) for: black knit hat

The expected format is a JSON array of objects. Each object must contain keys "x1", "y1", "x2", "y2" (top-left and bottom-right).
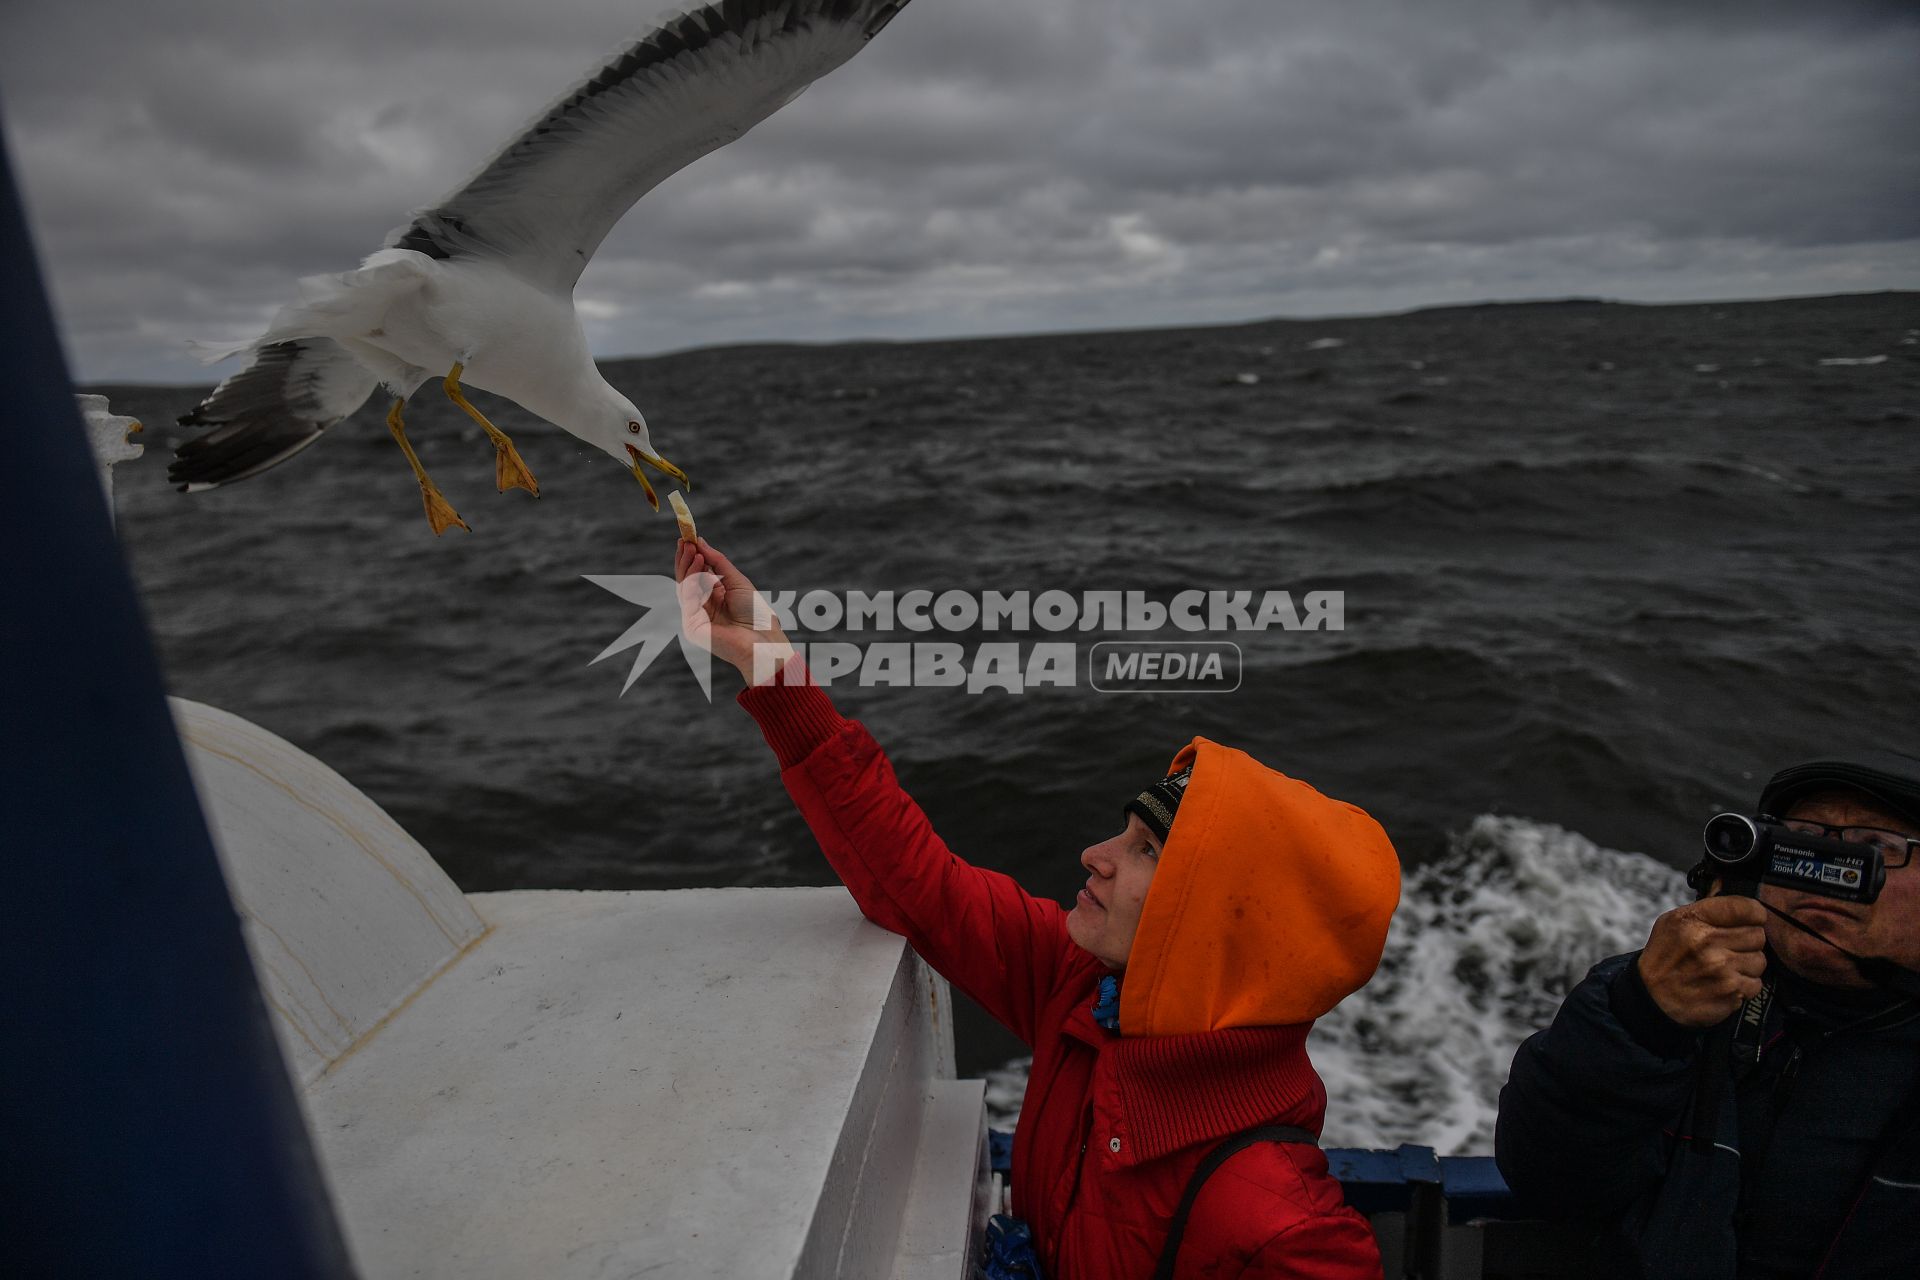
[
  {"x1": 1124, "y1": 765, "x2": 1193, "y2": 844},
  {"x1": 1757, "y1": 751, "x2": 1920, "y2": 828}
]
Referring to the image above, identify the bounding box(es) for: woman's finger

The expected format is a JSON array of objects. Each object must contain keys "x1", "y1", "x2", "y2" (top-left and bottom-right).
[
  {"x1": 695, "y1": 538, "x2": 752, "y2": 592},
  {"x1": 675, "y1": 572, "x2": 715, "y2": 650}
]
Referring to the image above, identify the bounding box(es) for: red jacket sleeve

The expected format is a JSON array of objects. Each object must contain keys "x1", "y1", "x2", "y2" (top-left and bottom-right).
[{"x1": 738, "y1": 674, "x2": 1084, "y2": 1048}]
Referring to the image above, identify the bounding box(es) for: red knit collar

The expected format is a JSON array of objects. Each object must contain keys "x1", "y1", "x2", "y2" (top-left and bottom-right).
[{"x1": 1067, "y1": 1001, "x2": 1327, "y2": 1167}]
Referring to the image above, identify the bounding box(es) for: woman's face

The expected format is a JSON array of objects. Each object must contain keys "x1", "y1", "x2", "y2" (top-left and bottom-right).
[{"x1": 1066, "y1": 812, "x2": 1162, "y2": 969}]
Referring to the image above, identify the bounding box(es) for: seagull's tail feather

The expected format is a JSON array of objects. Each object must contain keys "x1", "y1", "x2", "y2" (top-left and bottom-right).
[
  {"x1": 183, "y1": 257, "x2": 426, "y2": 376},
  {"x1": 252, "y1": 256, "x2": 431, "y2": 347},
  {"x1": 170, "y1": 338, "x2": 379, "y2": 491}
]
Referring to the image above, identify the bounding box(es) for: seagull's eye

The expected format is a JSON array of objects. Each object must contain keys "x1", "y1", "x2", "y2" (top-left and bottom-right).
[{"x1": 626, "y1": 421, "x2": 642, "y2": 435}]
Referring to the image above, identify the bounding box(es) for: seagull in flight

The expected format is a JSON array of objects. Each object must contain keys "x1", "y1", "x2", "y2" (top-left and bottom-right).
[{"x1": 172, "y1": 0, "x2": 913, "y2": 534}]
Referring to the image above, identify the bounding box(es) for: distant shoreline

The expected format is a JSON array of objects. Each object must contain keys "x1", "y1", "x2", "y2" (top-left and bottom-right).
[{"x1": 76, "y1": 288, "x2": 1920, "y2": 391}]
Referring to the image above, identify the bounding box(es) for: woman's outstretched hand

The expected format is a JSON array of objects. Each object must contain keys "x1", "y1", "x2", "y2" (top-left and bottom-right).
[{"x1": 674, "y1": 536, "x2": 795, "y2": 686}]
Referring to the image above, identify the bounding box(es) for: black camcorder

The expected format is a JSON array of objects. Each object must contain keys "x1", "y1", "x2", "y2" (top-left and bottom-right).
[{"x1": 1698, "y1": 813, "x2": 1885, "y2": 904}]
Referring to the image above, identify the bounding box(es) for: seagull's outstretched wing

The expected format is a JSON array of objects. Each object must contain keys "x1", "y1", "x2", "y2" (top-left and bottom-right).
[
  {"x1": 385, "y1": 0, "x2": 912, "y2": 293},
  {"x1": 170, "y1": 340, "x2": 379, "y2": 490}
]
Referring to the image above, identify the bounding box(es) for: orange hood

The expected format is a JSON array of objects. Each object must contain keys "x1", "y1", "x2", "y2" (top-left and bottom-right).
[{"x1": 1118, "y1": 737, "x2": 1400, "y2": 1036}]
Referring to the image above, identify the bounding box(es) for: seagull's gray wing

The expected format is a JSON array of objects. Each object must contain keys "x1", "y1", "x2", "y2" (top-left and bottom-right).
[
  {"x1": 170, "y1": 340, "x2": 379, "y2": 490},
  {"x1": 384, "y1": 0, "x2": 912, "y2": 294}
]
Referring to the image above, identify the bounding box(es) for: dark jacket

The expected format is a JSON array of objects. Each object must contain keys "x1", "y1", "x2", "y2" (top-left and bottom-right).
[
  {"x1": 1496, "y1": 951, "x2": 1920, "y2": 1279},
  {"x1": 737, "y1": 675, "x2": 1384, "y2": 1279}
]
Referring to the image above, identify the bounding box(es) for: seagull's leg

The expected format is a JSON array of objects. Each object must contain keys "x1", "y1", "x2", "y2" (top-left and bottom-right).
[
  {"x1": 443, "y1": 362, "x2": 539, "y2": 497},
  {"x1": 387, "y1": 397, "x2": 471, "y2": 536}
]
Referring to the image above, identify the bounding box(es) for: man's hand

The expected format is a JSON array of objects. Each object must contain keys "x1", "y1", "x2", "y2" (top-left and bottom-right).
[
  {"x1": 1636, "y1": 896, "x2": 1770, "y2": 1028},
  {"x1": 673, "y1": 537, "x2": 795, "y2": 686}
]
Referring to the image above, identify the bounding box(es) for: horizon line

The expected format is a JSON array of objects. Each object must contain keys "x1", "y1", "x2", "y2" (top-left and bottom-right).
[{"x1": 77, "y1": 286, "x2": 1917, "y2": 390}]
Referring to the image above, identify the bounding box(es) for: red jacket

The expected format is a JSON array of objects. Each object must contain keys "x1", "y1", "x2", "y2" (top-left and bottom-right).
[{"x1": 740, "y1": 677, "x2": 1384, "y2": 1280}]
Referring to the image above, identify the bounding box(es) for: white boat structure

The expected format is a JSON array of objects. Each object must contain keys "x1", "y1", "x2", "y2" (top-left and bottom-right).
[
  {"x1": 64, "y1": 371, "x2": 996, "y2": 1277},
  {"x1": 171, "y1": 694, "x2": 993, "y2": 1280}
]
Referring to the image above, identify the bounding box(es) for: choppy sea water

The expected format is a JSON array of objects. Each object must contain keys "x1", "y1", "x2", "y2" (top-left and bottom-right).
[{"x1": 97, "y1": 292, "x2": 1918, "y2": 1152}]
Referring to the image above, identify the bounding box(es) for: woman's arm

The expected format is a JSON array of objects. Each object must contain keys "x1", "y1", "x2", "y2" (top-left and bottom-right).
[{"x1": 676, "y1": 538, "x2": 1086, "y2": 1046}]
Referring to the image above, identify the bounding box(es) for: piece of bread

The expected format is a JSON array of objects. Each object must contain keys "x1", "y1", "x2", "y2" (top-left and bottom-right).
[{"x1": 668, "y1": 490, "x2": 697, "y2": 543}]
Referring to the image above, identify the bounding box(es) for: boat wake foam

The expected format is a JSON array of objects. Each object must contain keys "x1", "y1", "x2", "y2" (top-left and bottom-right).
[{"x1": 1311, "y1": 814, "x2": 1687, "y2": 1153}]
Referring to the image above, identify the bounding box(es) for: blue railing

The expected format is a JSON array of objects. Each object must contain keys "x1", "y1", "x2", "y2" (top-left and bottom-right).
[
  {"x1": 1331, "y1": 1146, "x2": 1564, "y2": 1280},
  {"x1": 1329, "y1": 1144, "x2": 1523, "y2": 1218}
]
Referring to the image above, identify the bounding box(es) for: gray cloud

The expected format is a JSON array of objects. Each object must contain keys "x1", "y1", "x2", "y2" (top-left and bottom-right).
[{"x1": 2, "y1": 0, "x2": 1915, "y2": 382}]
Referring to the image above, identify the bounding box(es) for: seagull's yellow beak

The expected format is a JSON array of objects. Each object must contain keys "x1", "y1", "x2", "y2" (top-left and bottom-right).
[
  {"x1": 646, "y1": 454, "x2": 690, "y2": 489},
  {"x1": 625, "y1": 444, "x2": 659, "y2": 511},
  {"x1": 626, "y1": 445, "x2": 690, "y2": 489}
]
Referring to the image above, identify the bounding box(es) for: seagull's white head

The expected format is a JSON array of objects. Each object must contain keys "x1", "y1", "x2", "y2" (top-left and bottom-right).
[
  {"x1": 610, "y1": 398, "x2": 653, "y2": 462},
  {"x1": 590, "y1": 391, "x2": 687, "y2": 512}
]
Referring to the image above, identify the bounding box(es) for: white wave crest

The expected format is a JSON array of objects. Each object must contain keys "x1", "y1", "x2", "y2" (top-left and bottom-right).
[{"x1": 1310, "y1": 815, "x2": 1687, "y2": 1154}]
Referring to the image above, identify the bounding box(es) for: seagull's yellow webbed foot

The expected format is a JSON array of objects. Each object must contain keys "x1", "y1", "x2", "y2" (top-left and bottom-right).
[
  {"x1": 388, "y1": 397, "x2": 471, "y2": 536},
  {"x1": 444, "y1": 362, "x2": 539, "y2": 497},
  {"x1": 489, "y1": 437, "x2": 540, "y2": 497}
]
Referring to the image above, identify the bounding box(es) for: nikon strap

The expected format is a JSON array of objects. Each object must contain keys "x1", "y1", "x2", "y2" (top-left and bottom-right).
[
  {"x1": 1152, "y1": 1124, "x2": 1317, "y2": 1280},
  {"x1": 1731, "y1": 980, "x2": 1775, "y2": 1067}
]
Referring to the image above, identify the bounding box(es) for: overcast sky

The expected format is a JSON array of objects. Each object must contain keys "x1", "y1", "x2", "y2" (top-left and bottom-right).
[{"x1": 3, "y1": 0, "x2": 1916, "y2": 383}]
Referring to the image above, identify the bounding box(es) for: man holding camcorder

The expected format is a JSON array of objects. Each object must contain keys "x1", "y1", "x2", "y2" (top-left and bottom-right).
[{"x1": 1495, "y1": 755, "x2": 1920, "y2": 1279}]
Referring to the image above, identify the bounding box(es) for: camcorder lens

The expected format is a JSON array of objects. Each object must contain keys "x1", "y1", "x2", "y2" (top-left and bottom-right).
[{"x1": 1703, "y1": 813, "x2": 1757, "y2": 863}]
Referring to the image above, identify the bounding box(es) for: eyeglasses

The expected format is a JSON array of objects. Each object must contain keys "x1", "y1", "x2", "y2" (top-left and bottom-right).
[{"x1": 1774, "y1": 817, "x2": 1919, "y2": 869}]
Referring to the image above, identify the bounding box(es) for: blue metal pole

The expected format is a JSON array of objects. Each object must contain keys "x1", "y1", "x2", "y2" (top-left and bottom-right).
[{"x1": 0, "y1": 119, "x2": 353, "y2": 1276}]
